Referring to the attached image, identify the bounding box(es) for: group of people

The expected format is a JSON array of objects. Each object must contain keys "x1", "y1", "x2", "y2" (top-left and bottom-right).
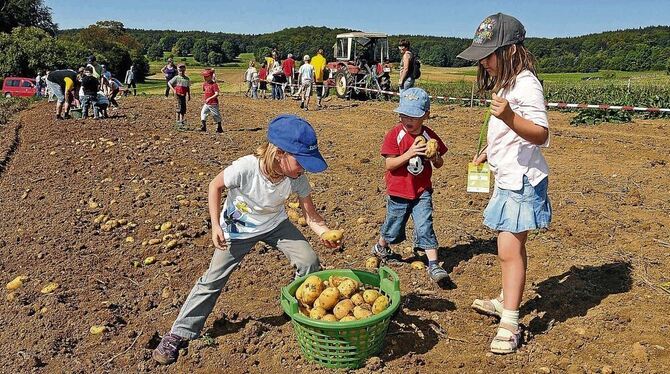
[
  {"x1": 243, "y1": 49, "x2": 329, "y2": 111},
  {"x1": 152, "y1": 12, "x2": 552, "y2": 365},
  {"x1": 44, "y1": 55, "x2": 139, "y2": 120}
]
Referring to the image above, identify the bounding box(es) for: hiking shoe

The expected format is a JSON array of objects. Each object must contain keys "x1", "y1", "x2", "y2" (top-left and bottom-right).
[
  {"x1": 216, "y1": 126, "x2": 223, "y2": 133},
  {"x1": 371, "y1": 243, "x2": 401, "y2": 264},
  {"x1": 427, "y1": 264, "x2": 449, "y2": 282},
  {"x1": 152, "y1": 333, "x2": 183, "y2": 365}
]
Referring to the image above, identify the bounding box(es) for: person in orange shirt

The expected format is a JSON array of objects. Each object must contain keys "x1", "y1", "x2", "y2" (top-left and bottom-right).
[{"x1": 311, "y1": 49, "x2": 327, "y2": 109}]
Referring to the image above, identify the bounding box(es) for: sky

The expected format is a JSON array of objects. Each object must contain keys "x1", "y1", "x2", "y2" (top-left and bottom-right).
[{"x1": 45, "y1": 0, "x2": 670, "y2": 38}]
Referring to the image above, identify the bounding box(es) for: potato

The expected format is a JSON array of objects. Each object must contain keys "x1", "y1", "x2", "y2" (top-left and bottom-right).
[
  {"x1": 313, "y1": 298, "x2": 322, "y2": 309},
  {"x1": 90, "y1": 325, "x2": 107, "y2": 335},
  {"x1": 333, "y1": 299, "x2": 355, "y2": 320},
  {"x1": 160, "y1": 221, "x2": 172, "y2": 231},
  {"x1": 425, "y1": 139, "x2": 438, "y2": 158},
  {"x1": 365, "y1": 257, "x2": 380, "y2": 269},
  {"x1": 144, "y1": 256, "x2": 156, "y2": 265},
  {"x1": 300, "y1": 276, "x2": 324, "y2": 305},
  {"x1": 339, "y1": 316, "x2": 357, "y2": 322},
  {"x1": 40, "y1": 282, "x2": 59, "y2": 294},
  {"x1": 309, "y1": 306, "x2": 327, "y2": 320},
  {"x1": 337, "y1": 279, "x2": 358, "y2": 298},
  {"x1": 372, "y1": 295, "x2": 390, "y2": 314},
  {"x1": 321, "y1": 314, "x2": 337, "y2": 322},
  {"x1": 353, "y1": 305, "x2": 373, "y2": 320},
  {"x1": 415, "y1": 136, "x2": 426, "y2": 146},
  {"x1": 6, "y1": 275, "x2": 28, "y2": 290},
  {"x1": 350, "y1": 292, "x2": 365, "y2": 306},
  {"x1": 317, "y1": 287, "x2": 340, "y2": 310},
  {"x1": 321, "y1": 230, "x2": 344, "y2": 242},
  {"x1": 297, "y1": 217, "x2": 307, "y2": 227},
  {"x1": 363, "y1": 289, "x2": 381, "y2": 304},
  {"x1": 358, "y1": 303, "x2": 372, "y2": 311},
  {"x1": 410, "y1": 261, "x2": 426, "y2": 270},
  {"x1": 287, "y1": 209, "x2": 301, "y2": 222},
  {"x1": 288, "y1": 202, "x2": 300, "y2": 209},
  {"x1": 328, "y1": 275, "x2": 345, "y2": 287},
  {"x1": 295, "y1": 283, "x2": 305, "y2": 301}
]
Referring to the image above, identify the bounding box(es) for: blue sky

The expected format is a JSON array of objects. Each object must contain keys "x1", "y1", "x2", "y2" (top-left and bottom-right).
[{"x1": 45, "y1": 0, "x2": 669, "y2": 38}]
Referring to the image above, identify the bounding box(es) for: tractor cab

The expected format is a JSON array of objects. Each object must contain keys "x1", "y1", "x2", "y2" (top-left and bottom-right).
[{"x1": 333, "y1": 32, "x2": 390, "y2": 69}]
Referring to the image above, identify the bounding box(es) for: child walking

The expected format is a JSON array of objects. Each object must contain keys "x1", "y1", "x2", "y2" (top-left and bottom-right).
[
  {"x1": 168, "y1": 63, "x2": 191, "y2": 130},
  {"x1": 372, "y1": 87, "x2": 449, "y2": 283},
  {"x1": 153, "y1": 114, "x2": 342, "y2": 365},
  {"x1": 458, "y1": 13, "x2": 551, "y2": 354},
  {"x1": 200, "y1": 69, "x2": 223, "y2": 133}
]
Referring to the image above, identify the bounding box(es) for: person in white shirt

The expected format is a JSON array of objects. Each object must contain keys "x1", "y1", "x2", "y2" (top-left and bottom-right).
[
  {"x1": 244, "y1": 61, "x2": 257, "y2": 97},
  {"x1": 153, "y1": 114, "x2": 342, "y2": 365},
  {"x1": 458, "y1": 13, "x2": 551, "y2": 355},
  {"x1": 297, "y1": 55, "x2": 314, "y2": 111}
]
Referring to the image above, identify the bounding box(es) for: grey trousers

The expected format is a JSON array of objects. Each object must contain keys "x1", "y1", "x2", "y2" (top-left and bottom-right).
[{"x1": 170, "y1": 219, "x2": 320, "y2": 339}]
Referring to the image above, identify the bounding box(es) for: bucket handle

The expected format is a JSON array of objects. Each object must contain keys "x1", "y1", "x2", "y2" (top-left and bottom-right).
[
  {"x1": 280, "y1": 286, "x2": 299, "y2": 315},
  {"x1": 378, "y1": 266, "x2": 400, "y2": 292}
]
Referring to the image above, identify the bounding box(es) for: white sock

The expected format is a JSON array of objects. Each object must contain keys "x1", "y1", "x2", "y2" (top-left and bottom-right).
[{"x1": 498, "y1": 309, "x2": 519, "y2": 338}]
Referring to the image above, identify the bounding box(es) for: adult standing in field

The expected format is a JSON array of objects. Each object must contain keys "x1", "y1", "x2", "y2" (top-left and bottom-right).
[
  {"x1": 35, "y1": 71, "x2": 43, "y2": 98},
  {"x1": 161, "y1": 58, "x2": 178, "y2": 98},
  {"x1": 311, "y1": 48, "x2": 327, "y2": 109},
  {"x1": 244, "y1": 61, "x2": 257, "y2": 97},
  {"x1": 124, "y1": 64, "x2": 137, "y2": 96},
  {"x1": 264, "y1": 53, "x2": 275, "y2": 73},
  {"x1": 86, "y1": 55, "x2": 102, "y2": 79},
  {"x1": 46, "y1": 69, "x2": 80, "y2": 120},
  {"x1": 282, "y1": 53, "x2": 295, "y2": 95},
  {"x1": 258, "y1": 62, "x2": 268, "y2": 99},
  {"x1": 298, "y1": 55, "x2": 315, "y2": 111},
  {"x1": 398, "y1": 39, "x2": 415, "y2": 93}
]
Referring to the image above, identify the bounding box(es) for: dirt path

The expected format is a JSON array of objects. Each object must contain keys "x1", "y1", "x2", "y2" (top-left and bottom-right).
[{"x1": 1, "y1": 96, "x2": 668, "y2": 373}]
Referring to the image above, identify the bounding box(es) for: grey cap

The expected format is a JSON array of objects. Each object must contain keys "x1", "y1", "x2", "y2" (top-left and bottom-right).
[{"x1": 457, "y1": 13, "x2": 526, "y2": 61}]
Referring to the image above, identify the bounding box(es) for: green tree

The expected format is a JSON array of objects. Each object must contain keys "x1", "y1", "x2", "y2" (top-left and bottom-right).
[
  {"x1": 208, "y1": 51, "x2": 224, "y2": 65},
  {"x1": 192, "y1": 39, "x2": 209, "y2": 63},
  {"x1": 221, "y1": 40, "x2": 239, "y2": 62},
  {"x1": 130, "y1": 50, "x2": 150, "y2": 82},
  {"x1": 146, "y1": 43, "x2": 164, "y2": 61},
  {"x1": 173, "y1": 37, "x2": 193, "y2": 56},
  {"x1": 0, "y1": 0, "x2": 57, "y2": 35},
  {"x1": 0, "y1": 27, "x2": 61, "y2": 76}
]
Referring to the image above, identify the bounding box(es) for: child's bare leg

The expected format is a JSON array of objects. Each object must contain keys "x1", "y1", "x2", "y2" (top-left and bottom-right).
[
  {"x1": 424, "y1": 248, "x2": 438, "y2": 262},
  {"x1": 498, "y1": 231, "x2": 527, "y2": 310}
]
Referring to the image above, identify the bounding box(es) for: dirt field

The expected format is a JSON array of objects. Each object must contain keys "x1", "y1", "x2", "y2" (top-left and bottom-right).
[{"x1": 1, "y1": 95, "x2": 669, "y2": 373}]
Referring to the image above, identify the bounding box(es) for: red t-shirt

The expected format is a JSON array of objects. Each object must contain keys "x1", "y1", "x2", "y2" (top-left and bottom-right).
[
  {"x1": 282, "y1": 58, "x2": 295, "y2": 77},
  {"x1": 380, "y1": 123, "x2": 448, "y2": 199},
  {"x1": 203, "y1": 81, "x2": 219, "y2": 105},
  {"x1": 258, "y1": 68, "x2": 268, "y2": 80}
]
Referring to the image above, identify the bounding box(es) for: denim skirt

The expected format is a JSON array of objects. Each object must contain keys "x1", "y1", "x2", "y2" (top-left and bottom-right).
[{"x1": 483, "y1": 176, "x2": 552, "y2": 233}]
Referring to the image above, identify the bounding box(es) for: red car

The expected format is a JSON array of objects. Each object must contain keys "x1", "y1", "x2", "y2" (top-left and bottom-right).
[{"x1": 2, "y1": 77, "x2": 37, "y2": 98}]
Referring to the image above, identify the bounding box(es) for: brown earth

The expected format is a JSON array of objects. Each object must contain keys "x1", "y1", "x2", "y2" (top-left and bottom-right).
[{"x1": 0, "y1": 95, "x2": 669, "y2": 374}]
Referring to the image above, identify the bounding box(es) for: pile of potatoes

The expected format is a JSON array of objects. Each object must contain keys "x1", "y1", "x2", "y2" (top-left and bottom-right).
[{"x1": 295, "y1": 275, "x2": 389, "y2": 322}]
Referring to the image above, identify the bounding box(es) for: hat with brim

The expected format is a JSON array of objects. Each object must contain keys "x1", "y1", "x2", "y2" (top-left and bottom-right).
[
  {"x1": 457, "y1": 45, "x2": 498, "y2": 62},
  {"x1": 394, "y1": 87, "x2": 430, "y2": 118},
  {"x1": 267, "y1": 114, "x2": 327, "y2": 173}
]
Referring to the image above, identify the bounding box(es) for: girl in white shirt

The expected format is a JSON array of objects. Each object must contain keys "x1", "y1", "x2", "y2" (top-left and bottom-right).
[
  {"x1": 458, "y1": 13, "x2": 551, "y2": 354},
  {"x1": 153, "y1": 114, "x2": 341, "y2": 365}
]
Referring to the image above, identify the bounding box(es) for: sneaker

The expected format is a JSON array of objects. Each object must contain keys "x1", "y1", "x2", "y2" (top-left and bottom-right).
[
  {"x1": 371, "y1": 243, "x2": 401, "y2": 264},
  {"x1": 300, "y1": 101, "x2": 304, "y2": 109},
  {"x1": 216, "y1": 126, "x2": 223, "y2": 133},
  {"x1": 200, "y1": 125, "x2": 207, "y2": 132},
  {"x1": 152, "y1": 333, "x2": 183, "y2": 365},
  {"x1": 427, "y1": 264, "x2": 449, "y2": 282}
]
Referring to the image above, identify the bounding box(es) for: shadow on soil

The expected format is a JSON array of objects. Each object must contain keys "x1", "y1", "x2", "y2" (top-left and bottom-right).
[
  {"x1": 521, "y1": 261, "x2": 633, "y2": 340},
  {"x1": 206, "y1": 313, "x2": 289, "y2": 339}
]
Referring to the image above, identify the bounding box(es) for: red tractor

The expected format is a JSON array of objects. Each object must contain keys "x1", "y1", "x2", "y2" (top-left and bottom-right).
[{"x1": 325, "y1": 32, "x2": 392, "y2": 99}]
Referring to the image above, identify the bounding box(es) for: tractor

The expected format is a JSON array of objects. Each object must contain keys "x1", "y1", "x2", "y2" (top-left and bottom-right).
[{"x1": 325, "y1": 32, "x2": 392, "y2": 99}]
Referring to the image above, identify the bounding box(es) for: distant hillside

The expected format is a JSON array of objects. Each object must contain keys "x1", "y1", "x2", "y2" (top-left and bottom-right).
[{"x1": 60, "y1": 25, "x2": 670, "y2": 73}]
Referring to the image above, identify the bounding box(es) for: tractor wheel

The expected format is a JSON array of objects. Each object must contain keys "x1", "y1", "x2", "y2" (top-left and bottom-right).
[
  {"x1": 4, "y1": 92, "x2": 11, "y2": 98},
  {"x1": 334, "y1": 68, "x2": 352, "y2": 99}
]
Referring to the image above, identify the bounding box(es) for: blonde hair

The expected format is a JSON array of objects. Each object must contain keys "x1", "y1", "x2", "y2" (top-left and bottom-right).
[
  {"x1": 256, "y1": 142, "x2": 283, "y2": 179},
  {"x1": 477, "y1": 43, "x2": 537, "y2": 95}
]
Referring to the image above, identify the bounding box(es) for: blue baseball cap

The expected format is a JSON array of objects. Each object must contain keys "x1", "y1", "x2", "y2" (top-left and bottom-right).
[
  {"x1": 394, "y1": 87, "x2": 430, "y2": 118},
  {"x1": 267, "y1": 114, "x2": 327, "y2": 173}
]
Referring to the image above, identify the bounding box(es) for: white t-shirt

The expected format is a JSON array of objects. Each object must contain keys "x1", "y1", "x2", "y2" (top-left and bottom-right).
[
  {"x1": 220, "y1": 155, "x2": 311, "y2": 240},
  {"x1": 487, "y1": 70, "x2": 549, "y2": 190},
  {"x1": 299, "y1": 63, "x2": 314, "y2": 83},
  {"x1": 245, "y1": 67, "x2": 257, "y2": 82}
]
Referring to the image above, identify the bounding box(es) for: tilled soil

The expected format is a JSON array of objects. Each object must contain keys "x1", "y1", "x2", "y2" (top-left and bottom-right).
[{"x1": 1, "y1": 95, "x2": 669, "y2": 373}]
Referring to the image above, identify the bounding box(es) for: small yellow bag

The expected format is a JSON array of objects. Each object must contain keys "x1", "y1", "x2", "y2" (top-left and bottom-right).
[{"x1": 467, "y1": 162, "x2": 490, "y2": 193}]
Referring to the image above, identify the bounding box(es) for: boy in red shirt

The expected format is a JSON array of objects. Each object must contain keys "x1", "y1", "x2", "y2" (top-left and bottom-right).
[
  {"x1": 200, "y1": 69, "x2": 222, "y2": 133},
  {"x1": 374, "y1": 87, "x2": 449, "y2": 282}
]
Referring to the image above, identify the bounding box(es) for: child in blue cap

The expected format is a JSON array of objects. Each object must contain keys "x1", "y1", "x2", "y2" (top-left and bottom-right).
[
  {"x1": 372, "y1": 87, "x2": 449, "y2": 282},
  {"x1": 153, "y1": 114, "x2": 342, "y2": 365}
]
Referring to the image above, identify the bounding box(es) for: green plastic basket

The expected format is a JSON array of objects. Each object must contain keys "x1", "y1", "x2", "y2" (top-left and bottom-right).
[
  {"x1": 280, "y1": 266, "x2": 401, "y2": 369},
  {"x1": 69, "y1": 108, "x2": 82, "y2": 119}
]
